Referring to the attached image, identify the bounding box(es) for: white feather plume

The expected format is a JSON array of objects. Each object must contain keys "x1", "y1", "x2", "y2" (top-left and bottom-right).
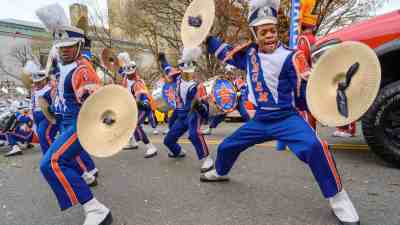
[
  {"x1": 248, "y1": 0, "x2": 280, "y2": 11},
  {"x1": 117, "y1": 52, "x2": 131, "y2": 66},
  {"x1": 181, "y1": 46, "x2": 202, "y2": 63},
  {"x1": 23, "y1": 60, "x2": 40, "y2": 75},
  {"x1": 35, "y1": 3, "x2": 69, "y2": 32}
]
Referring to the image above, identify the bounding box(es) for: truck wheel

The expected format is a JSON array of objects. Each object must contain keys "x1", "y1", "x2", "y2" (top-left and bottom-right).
[{"x1": 362, "y1": 81, "x2": 400, "y2": 167}]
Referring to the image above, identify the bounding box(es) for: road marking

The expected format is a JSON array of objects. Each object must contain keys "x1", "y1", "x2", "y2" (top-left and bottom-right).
[{"x1": 149, "y1": 138, "x2": 369, "y2": 152}]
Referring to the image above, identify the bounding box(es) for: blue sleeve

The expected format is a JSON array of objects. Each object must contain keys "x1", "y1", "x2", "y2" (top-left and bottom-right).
[
  {"x1": 206, "y1": 36, "x2": 247, "y2": 71},
  {"x1": 187, "y1": 84, "x2": 198, "y2": 100},
  {"x1": 43, "y1": 90, "x2": 53, "y2": 105},
  {"x1": 18, "y1": 115, "x2": 32, "y2": 124},
  {"x1": 286, "y1": 55, "x2": 308, "y2": 111}
]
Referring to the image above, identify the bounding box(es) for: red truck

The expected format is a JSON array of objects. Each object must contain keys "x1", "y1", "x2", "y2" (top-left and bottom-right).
[{"x1": 312, "y1": 10, "x2": 400, "y2": 167}]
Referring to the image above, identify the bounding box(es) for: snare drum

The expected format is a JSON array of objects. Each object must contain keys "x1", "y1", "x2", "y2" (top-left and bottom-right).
[
  {"x1": 204, "y1": 78, "x2": 237, "y2": 117},
  {"x1": 152, "y1": 80, "x2": 176, "y2": 113}
]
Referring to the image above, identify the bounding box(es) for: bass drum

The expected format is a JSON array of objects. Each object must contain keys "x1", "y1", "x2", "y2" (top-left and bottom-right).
[
  {"x1": 152, "y1": 80, "x2": 176, "y2": 113},
  {"x1": 204, "y1": 77, "x2": 238, "y2": 117}
]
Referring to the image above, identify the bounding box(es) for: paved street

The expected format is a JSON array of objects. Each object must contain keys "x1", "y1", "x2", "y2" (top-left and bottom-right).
[{"x1": 0, "y1": 123, "x2": 399, "y2": 225}]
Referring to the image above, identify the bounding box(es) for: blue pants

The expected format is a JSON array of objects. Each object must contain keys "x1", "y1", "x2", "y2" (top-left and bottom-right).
[
  {"x1": 237, "y1": 99, "x2": 250, "y2": 122},
  {"x1": 210, "y1": 114, "x2": 226, "y2": 129},
  {"x1": 164, "y1": 112, "x2": 209, "y2": 160},
  {"x1": 209, "y1": 99, "x2": 250, "y2": 129},
  {"x1": 168, "y1": 110, "x2": 178, "y2": 129},
  {"x1": 6, "y1": 129, "x2": 33, "y2": 146},
  {"x1": 40, "y1": 122, "x2": 93, "y2": 210},
  {"x1": 37, "y1": 120, "x2": 59, "y2": 154},
  {"x1": 134, "y1": 110, "x2": 150, "y2": 144},
  {"x1": 58, "y1": 122, "x2": 97, "y2": 173},
  {"x1": 215, "y1": 113, "x2": 342, "y2": 198},
  {"x1": 138, "y1": 108, "x2": 157, "y2": 129}
]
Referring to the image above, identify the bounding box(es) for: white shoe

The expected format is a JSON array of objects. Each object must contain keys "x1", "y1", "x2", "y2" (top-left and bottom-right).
[
  {"x1": 152, "y1": 129, "x2": 159, "y2": 135},
  {"x1": 88, "y1": 168, "x2": 99, "y2": 178},
  {"x1": 17, "y1": 142, "x2": 28, "y2": 150},
  {"x1": 83, "y1": 198, "x2": 113, "y2": 225},
  {"x1": 329, "y1": 190, "x2": 360, "y2": 225},
  {"x1": 200, "y1": 169, "x2": 229, "y2": 182},
  {"x1": 202, "y1": 127, "x2": 212, "y2": 135},
  {"x1": 144, "y1": 143, "x2": 158, "y2": 158},
  {"x1": 168, "y1": 148, "x2": 186, "y2": 158},
  {"x1": 82, "y1": 172, "x2": 97, "y2": 187},
  {"x1": 123, "y1": 138, "x2": 139, "y2": 150},
  {"x1": 5, "y1": 145, "x2": 23, "y2": 157},
  {"x1": 200, "y1": 156, "x2": 214, "y2": 173},
  {"x1": 162, "y1": 128, "x2": 169, "y2": 135}
]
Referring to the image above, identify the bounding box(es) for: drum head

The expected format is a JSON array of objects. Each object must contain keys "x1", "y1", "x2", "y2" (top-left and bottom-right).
[
  {"x1": 211, "y1": 79, "x2": 237, "y2": 113},
  {"x1": 162, "y1": 82, "x2": 176, "y2": 109}
]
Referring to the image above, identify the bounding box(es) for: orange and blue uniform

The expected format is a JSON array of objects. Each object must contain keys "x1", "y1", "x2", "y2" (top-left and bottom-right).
[
  {"x1": 159, "y1": 57, "x2": 210, "y2": 160},
  {"x1": 31, "y1": 85, "x2": 59, "y2": 154},
  {"x1": 40, "y1": 57, "x2": 100, "y2": 210},
  {"x1": 122, "y1": 76, "x2": 153, "y2": 145},
  {"x1": 6, "y1": 111, "x2": 34, "y2": 147},
  {"x1": 207, "y1": 36, "x2": 343, "y2": 198}
]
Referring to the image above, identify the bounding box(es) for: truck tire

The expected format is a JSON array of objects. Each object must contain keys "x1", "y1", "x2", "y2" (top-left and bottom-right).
[{"x1": 362, "y1": 81, "x2": 400, "y2": 167}]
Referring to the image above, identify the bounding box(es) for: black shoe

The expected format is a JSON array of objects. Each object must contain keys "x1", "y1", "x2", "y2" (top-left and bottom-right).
[
  {"x1": 88, "y1": 179, "x2": 98, "y2": 187},
  {"x1": 332, "y1": 211, "x2": 360, "y2": 225},
  {"x1": 123, "y1": 145, "x2": 139, "y2": 150},
  {"x1": 100, "y1": 212, "x2": 113, "y2": 225},
  {"x1": 168, "y1": 152, "x2": 186, "y2": 158}
]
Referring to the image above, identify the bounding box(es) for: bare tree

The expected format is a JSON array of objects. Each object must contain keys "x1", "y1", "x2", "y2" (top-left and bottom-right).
[{"x1": 0, "y1": 40, "x2": 40, "y2": 81}]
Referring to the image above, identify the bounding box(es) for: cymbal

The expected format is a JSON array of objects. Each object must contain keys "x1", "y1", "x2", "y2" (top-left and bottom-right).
[
  {"x1": 77, "y1": 84, "x2": 138, "y2": 157},
  {"x1": 306, "y1": 41, "x2": 381, "y2": 127},
  {"x1": 181, "y1": 0, "x2": 215, "y2": 48}
]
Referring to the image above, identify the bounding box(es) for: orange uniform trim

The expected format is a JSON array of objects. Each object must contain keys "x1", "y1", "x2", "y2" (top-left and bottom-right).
[
  {"x1": 50, "y1": 133, "x2": 79, "y2": 206},
  {"x1": 320, "y1": 139, "x2": 342, "y2": 192},
  {"x1": 45, "y1": 124, "x2": 53, "y2": 145},
  {"x1": 75, "y1": 156, "x2": 88, "y2": 172},
  {"x1": 292, "y1": 51, "x2": 311, "y2": 96},
  {"x1": 71, "y1": 58, "x2": 101, "y2": 104}
]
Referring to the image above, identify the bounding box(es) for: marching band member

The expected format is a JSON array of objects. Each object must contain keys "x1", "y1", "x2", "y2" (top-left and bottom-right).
[
  {"x1": 201, "y1": 1, "x2": 361, "y2": 225},
  {"x1": 37, "y1": 22, "x2": 112, "y2": 224},
  {"x1": 203, "y1": 65, "x2": 250, "y2": 135},
  {"x1": 30, "y1": 69, "x2": 58, "y2": 154},
  {"x1": 159, "y1": 49, "x2": 214, "y2": 173},
  {"x1": 4, "y1": 105, "x2": 34, "y2": 157},
  {"x1": 121, "y1": 61, "x2": 158, "y2": 158}
]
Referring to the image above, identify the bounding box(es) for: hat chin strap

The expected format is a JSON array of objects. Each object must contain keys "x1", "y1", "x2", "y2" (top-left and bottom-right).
[
  {"x1": 73, "y1": 41, "x2": 83, "y2": 61},
  {"x1": 61, "y1": 41, "x2": 83, "y2": 65},
  {"x1": 250, "y1": 27, "x2": 258, "y2": 42}
]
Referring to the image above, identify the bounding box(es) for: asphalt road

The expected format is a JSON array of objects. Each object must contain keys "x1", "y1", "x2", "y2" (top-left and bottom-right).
[{"x1": 0, "y1": 123, "x2": 399, "y2": 225}]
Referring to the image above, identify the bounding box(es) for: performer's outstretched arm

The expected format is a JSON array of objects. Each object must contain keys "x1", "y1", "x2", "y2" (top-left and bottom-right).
[{"x1": 205, "y1": 36, "x2": 248, "y2": 71}]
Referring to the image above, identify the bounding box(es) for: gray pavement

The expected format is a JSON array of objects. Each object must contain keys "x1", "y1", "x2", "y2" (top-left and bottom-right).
[{"x1": 0, "y1": 123, "x2": 399, "y2": 225}]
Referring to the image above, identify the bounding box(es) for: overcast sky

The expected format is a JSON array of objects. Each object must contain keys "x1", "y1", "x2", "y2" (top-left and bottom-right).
[{"x1": 0, "y1": 0, "x2": 399, "y2": 24}]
